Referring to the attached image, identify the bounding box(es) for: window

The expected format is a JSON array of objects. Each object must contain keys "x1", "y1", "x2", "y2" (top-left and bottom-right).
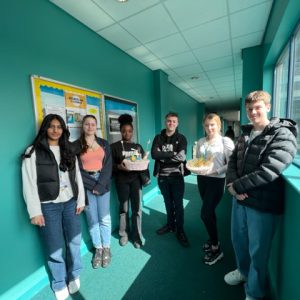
[
  {"x1": 273, "y1": 46, "x2": 290, "y2": 117},
  {"x1": 290, "y1": 26, "x2": 300, "y2": 156},
  {"x1": 273, "y1": 23, "x2": 300, "y2": 163}
]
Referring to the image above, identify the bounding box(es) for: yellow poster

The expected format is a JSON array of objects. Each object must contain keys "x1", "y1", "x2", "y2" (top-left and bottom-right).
[{"x1": 31, "y1": 76, "x2": 105, "y2": 140}]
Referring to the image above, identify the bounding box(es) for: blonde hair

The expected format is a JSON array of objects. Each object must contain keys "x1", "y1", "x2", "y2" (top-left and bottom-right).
[
  {"x1": 203, "y1": 113, "x2": 221, "y2": 130},
  {"x1": 245, "y1": 90, "x2": 271, "y2": 105}
]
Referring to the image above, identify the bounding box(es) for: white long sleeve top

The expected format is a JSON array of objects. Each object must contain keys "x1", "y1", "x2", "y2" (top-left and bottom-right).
[
  {"x1": 196, "y1": 136, "x2": 234, "y2": 178},
  {"x1": 22, "y1": 145, "x2": 85, "y2": 218}
]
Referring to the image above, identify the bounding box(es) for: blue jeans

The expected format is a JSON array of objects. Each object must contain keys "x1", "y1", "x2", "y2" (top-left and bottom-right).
[
  {"x1": 231, "y1": 198, "x2": 279, "y2": 299},
  {"x1": 85, "y1": 184, "x2": 111, "y2": 248},
  {"x1": 39, "y1": 198, "x2": 82, "y2": 292}
]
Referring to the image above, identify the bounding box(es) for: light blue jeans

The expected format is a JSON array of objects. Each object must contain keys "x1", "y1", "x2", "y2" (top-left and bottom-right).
[
  {"x1": 39, "y1": 198, "x2": 82, "y2": 292},
  {"x1": 231, "y1": 198, "x2": 279, "y2": 299},
  {"x1": 85, "y1": 175, "x2": 111, "y2": 248}
]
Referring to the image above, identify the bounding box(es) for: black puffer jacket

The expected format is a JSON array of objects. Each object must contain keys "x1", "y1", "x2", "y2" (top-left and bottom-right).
[{"x1": 226, "y1": 118, "x2": 298, "y2": 214}]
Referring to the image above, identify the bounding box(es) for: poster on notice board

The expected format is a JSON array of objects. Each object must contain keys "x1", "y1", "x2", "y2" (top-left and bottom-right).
[
  {"x1": 31, "y1": 76, "x2": 105, "y2": 140},
  {"x1": 104, "y1": 95, "x2": 138, "y2": 144}
]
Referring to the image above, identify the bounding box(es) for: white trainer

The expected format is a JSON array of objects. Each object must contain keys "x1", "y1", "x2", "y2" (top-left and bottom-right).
[
  {"x1": 224, "y1": 269, "x2": 246, "y2": 285},
  {"x1": 68, "y1": 278, "x2": 80, "y2": 294},
  {"x1": 54, "y1": 287, "x2": 69, "y2": 300},
  {"x1": 245, "y1": 296, "x2": 256, "y2": 300}
]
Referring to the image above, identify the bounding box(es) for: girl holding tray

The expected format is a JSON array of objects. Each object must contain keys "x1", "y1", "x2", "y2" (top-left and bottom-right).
[
  {"x1": 110, "y1": 114, "x2": 150, "y2": 249},
  {"x1": 73, "y1": 115, "x2": 112, "y2": 269},
  {"x1": 196, "y1": 113, "x2": 234, "y2": 265}
]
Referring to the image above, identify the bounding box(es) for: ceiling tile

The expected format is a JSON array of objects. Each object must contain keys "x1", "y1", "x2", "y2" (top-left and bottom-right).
[
  {"x1": 216, "y1": 86, "x2": 235, "y2": 94},
  {"x1": 183, "y1": 17, "x2": 230, "y2": 49},
  {"x1": 228, "y1": 0, "x2": 273, "y2": 14},
  {"x1": 178, "y1": 74, "x2": 207, "y2": 84},
  {"x1": 126, "y1": 45, "x2": 157, "y2": 63},
  {"x1": 145, "y1": 34, "x2": 190, "y2": 58},
  {"x1": 145, "y1": 59, "x2": 168, "y2": 71},
  {"x1": 120, "y1": 4, "x2": 178, "y2": 43},
  {"x1": 172, "y1": 64, "x2": 204, "y2": 76},
  {"x1": 164, "y1": 69, "x2": 179, "y2": 78},
  {"x1": 98, "y1": 24, "x2": 140, "y2": 50},
  {"x1": 188, "y1": 78, "x2": 212, "y2": 88},
  {"x1": 207, "y1": 67, "x2": 234, "y2": 79},
  {"x1": 164, "y1": 0, "x2": 227, "y2": 30},
  {"x1": 162, "y1": 52, "x2": 197, "y2": 68},
  {"x1": 232, "y1": 31, "x2": 263, "y2": 53},
  {"x1": 193, "y1": 40, "x2": 232, "y2": 62},
  {"x1": 230, "y1": 2, "x2": 272, "y2": 38},
  {"x1": 50, "y1": 0, "x2": 114, "y2": 31},
  {"x1": 233, "y1": 52, "x2": 242, "y2": 65},
  {"x1": 174, "y1": 81, "x2": 193, "y2": 90},
  {"x1": 93, "y1": 0, "x2": 160, "y2": 21},
  {"x1": 214, "y1": 81, "x2": 235, "y2": 89},
  {"x1": 201, "y1": 55, "x2": 233, "y2": 71},
  {"x1": 211, "y1": 76, "x2": 235, "y2": 84}
]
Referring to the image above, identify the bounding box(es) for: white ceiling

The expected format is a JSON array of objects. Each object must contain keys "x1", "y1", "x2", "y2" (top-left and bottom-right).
[{"x1": 50, "y1": 0, "x2": 273, "y2": 110}]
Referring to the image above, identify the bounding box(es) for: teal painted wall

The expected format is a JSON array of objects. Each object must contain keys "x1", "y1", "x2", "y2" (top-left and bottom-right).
[
  {"x1": 269, "y1": 182, "x2": 300, "y2": 300},
  {"x1": 167, "y1": 82, "x2": 205, "y2": 159},
  {"x1": 0, "y1": 0, "x2": 206, "y2": 296},
  {"x1": 263, "y1": 0, "x2": 300, "y2": 67},
  {"x1": 241, "y1": 46, "x2": 263, "y2": 125}
]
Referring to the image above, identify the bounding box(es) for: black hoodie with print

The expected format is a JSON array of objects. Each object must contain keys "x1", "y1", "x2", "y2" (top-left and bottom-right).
[{"x1": 151, "y1": 129, "x2": 187, "y2": 177}]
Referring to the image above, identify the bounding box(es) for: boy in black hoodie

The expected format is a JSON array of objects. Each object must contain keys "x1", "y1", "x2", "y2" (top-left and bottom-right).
[
  {"x1": 224, "y1": 91, "x2": 298, "y2": 300},
  {"x1": 151, "y1": 112, "x2": 189, "y2": 247}
]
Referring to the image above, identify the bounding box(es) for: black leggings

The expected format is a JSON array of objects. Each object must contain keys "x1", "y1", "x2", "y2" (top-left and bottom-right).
[
  {"x1": 197, "y1": 175, "x2": 225, "y2": 246},
  {"x1": 115, "y1": 177, "x2": 142, "y2": 242}
]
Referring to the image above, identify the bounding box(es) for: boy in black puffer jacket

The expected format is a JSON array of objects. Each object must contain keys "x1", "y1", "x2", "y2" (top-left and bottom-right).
[{"x1": 224, "y1": 91, "x2": 298, "y2": 300}]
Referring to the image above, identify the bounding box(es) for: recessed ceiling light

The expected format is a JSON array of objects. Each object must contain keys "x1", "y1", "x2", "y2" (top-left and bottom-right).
[{"x1": 117, "y1": 0, "x2": 128, "y2": 2}]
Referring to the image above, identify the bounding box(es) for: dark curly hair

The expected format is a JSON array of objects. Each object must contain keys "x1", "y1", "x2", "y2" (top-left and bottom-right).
[
  {"x1": 22, "y1": 114, "x2": 75, "y2": 171},
  {"x1": 118, "y1": 114, "x2": 133, "y2": 130}
]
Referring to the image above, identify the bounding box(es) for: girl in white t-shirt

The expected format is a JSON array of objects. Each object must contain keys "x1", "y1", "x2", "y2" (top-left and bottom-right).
[{"x1": 196, "y1": 113, "x2": 234, "y2": 266}]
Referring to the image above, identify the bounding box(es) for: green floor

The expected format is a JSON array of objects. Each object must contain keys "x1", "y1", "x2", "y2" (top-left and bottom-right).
[{"x1": 31, "y1": 176, "x2": 244, "y2": 300}]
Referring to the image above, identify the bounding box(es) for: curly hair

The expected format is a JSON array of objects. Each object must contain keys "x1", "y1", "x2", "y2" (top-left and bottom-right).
[{"x1": 118, "y1": 114, "x2": 133, "y2": 130}]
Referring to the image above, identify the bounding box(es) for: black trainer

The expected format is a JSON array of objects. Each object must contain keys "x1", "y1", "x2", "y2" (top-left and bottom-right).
[
  {"x1": 156, "y1": 224, "x2": 175, "y2": 235},
  {"x1": 176, "y1": 231, "x2": 189, "y2": 248},
  {"x1": 202, "y1": 240, "x2": 212, "y2": 252},
  {"x1": 203, "y1": 246, "x2": 223, "y2": 265},
  {"x1": 203, "y1": 240, "x2": 220, "y2": 252}
]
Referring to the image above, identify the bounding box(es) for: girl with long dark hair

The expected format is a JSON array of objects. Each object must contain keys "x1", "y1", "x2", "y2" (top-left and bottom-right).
[
  {"x1": 73, "y1": 115, "x2": 112, "y2": 269},
  {"x1": 22, "y1": 114, "x2": 85, "y2": 300},
  {"x1": 110, "y1": 114, "x2": 150, "y2": 249}
]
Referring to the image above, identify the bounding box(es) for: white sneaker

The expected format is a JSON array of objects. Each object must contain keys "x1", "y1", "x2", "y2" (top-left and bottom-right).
[
  {"x1": 68, "y1": 278, "x2": 80, "y2": 294},
  {"x1": 245, "y1": 296, "x2": 256, "y2": 300},
  {"x1": 224, "y1": 269, "x2": 246, "y2": 285},
  {"x1": 54, "y1": 287, "x2": 69, "y2": 300}
]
